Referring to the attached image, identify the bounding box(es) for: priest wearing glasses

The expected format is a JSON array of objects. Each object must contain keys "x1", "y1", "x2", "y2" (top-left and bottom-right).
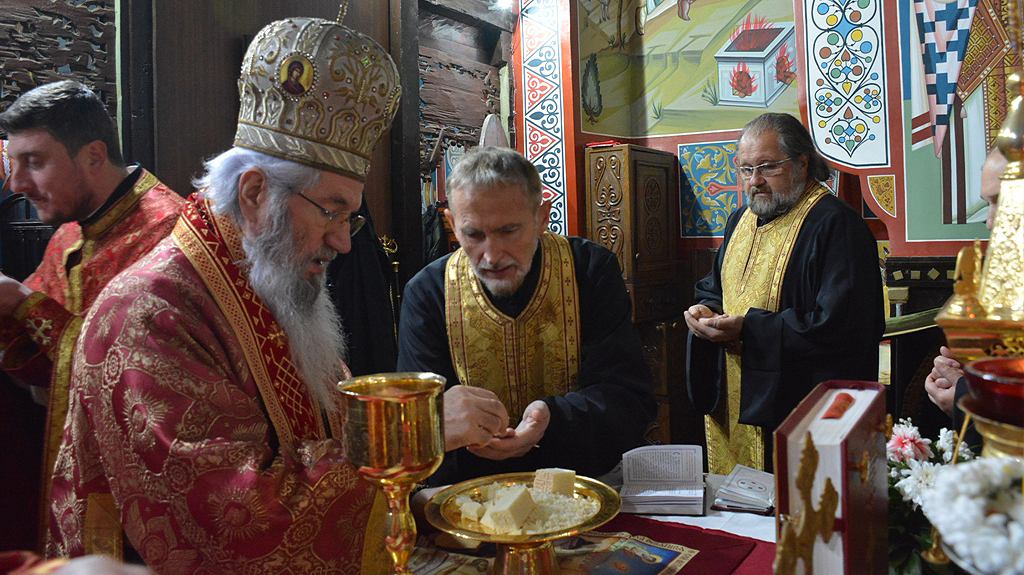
[{"x1": 684, "y1": 112, "x2": 883, "y2": 474}]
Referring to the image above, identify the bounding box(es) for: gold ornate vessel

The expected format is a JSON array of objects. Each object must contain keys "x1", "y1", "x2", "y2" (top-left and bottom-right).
[
  {"x1": 338, "y1": 372, "x2": 445, "y2": 575},
  {"x1": 935, "y1": 65, "x2": 1024, "y2": 443},
  {"x1": 425, "y1": 472, "x2": 621, "y2": 575}
]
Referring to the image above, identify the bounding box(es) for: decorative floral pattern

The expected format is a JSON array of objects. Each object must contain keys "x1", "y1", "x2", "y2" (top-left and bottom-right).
[
  {"x1": 805, "y1": 0, "x2": 889, "y2": 167},
  {"x1": 521, "y1": 0, "x2": 567, "y2": 234}
]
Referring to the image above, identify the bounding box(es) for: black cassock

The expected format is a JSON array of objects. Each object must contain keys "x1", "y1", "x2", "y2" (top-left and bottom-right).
[
  {"x1": 687, "y1": 193, "x2": 884, "y2": 434},
  {"x1": 398, "y1": 238, "x2": 657, "y2": 486},
  {"x1": 327, "y1": 204, "x2": 398, "y2": 377}
]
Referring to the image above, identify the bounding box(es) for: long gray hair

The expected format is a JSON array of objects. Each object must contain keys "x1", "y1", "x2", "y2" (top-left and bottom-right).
[
  {"x1": 737, "y1": 113, "x2": 831, "y2": 183},
  {"x1": 195, "y1": 147, "x2": 320, "y2": 222}
]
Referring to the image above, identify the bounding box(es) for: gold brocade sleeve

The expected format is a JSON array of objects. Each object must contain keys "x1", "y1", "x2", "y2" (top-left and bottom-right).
[{"x1": 704, "y1": 185, "x2": 828, "y2": 474}]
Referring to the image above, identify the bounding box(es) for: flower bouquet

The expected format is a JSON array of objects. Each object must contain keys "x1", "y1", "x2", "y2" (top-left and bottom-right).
[
  {"x1": 921, "y1": 457, "x2": 1024, "y2": 575},
  {"x1": 887, "y1": 419, "x2": 974, "y2": 575}
]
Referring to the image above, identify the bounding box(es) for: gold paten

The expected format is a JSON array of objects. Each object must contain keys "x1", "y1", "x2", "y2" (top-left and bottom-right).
[
  {"x1": 773, "y1": 433, "x2": 839, "y2": 575},
  {"x1": 338, "y1": 372, "x2": 445, "y2": 575},
  {"x1": 425, "y1": 472, "x2": 621, "y2": 575}
]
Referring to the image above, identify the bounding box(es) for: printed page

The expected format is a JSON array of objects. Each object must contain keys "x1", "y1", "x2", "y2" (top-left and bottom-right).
[
  {"x1": 622, "y1": 445, "x2": 702, "y2": 485},
  {"x1": 620, "y1": 484, "x2": 704, "y2": 497}
]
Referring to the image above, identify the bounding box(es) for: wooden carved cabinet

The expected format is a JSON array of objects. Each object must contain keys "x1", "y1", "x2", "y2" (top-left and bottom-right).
[
  {"x1": 585, "y1": 144, "x2": 689, "y2": 445},
  {"x1": 585, "y1": 144, "x2": 683, "y2": 323}
]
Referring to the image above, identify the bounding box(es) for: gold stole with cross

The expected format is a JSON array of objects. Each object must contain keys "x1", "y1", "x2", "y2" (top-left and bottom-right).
[
  {"x1": 705, "y1": 184, "x2": 828, "y2": 474},
  {"x1": 444, "y1": 231, "x2": 581, "y2": 418}
]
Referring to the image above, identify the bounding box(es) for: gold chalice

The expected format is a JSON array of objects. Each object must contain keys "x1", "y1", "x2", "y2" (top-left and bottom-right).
[{"x1": 338, "y1": 372, "x2": 445, "y2": 575}]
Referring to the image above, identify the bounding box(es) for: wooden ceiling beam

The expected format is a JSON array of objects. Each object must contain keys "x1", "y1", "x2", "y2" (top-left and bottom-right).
[{"x1": 420, "y1": 0, "x2": 515, "y2": 33}]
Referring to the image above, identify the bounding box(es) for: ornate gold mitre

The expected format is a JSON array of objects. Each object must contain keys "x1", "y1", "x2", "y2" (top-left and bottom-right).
[
  {"x1": 937, "y1": 71, "x2": 1024, "y2": 360},
  {"x1": 234, "y1": 8, "x2": 401, "y2": 181}
]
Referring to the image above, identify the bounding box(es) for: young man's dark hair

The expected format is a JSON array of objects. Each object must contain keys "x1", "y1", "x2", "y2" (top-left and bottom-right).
[{"x1": 0, "y1": 80, "x2": 125, "y2": 167}]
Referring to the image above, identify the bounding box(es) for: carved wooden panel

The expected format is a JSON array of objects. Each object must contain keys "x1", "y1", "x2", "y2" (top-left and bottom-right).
[
  {"x1": 589, "y1": 151, "x2": 628, "y2": 273},
  {"x1": 0, "y1": 0, "x2": 117, "y2": 116},
  {"x1": 637, "y1": 161, "x2": 670, "y2": 263},
  {"x1": 635, "y1": 317, "x2": 704, "y2": 446},
  {"x1": 585, "y1": 144, "x2": 683, "y2": 323}
]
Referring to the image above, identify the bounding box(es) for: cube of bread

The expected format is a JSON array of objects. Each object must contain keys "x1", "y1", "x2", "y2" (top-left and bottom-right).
[
  {"x1": 482, "y1": 484, "x2": 535, "y2": 533},
  {"x1": 534, "y1": 468, "x2": 576, "y2": 496},
  {"x1": 455, "y1": 495, "x2": 484, "y2": 521}
]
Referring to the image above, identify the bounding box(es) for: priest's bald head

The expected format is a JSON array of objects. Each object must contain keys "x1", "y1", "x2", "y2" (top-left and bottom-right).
[{"x1": 735, "y1": 113, "x2": 831, "y2": 219}]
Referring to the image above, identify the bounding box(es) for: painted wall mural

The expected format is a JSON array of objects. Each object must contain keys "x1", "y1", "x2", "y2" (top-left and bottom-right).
[
  {"x1": 678, "y1": 141, "x2": 738, "y2": 237},
  {"x1": 901, "y1": 0, "x2": 1019, "y2": 244},
  {"x1": 576, "y1": 0, "x2": 801, "y2": 138},
  {"x1": 804, "y1": 0, "x2": 888, "y2": 168},
  {"x1": 561, "y1": 0, "x2": 1019, "y2": 253}
]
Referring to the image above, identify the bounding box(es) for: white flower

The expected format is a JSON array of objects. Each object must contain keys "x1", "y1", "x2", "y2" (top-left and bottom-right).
[
  {"x1": 894, "y1": 459, "x2": 941, "y2": 508},
  {"x1": 921, "y1": 458, "x2": 1024, "y2": 575},
  {"x1": 934, "y1": 428, "x2": 974, "y2": 463}
]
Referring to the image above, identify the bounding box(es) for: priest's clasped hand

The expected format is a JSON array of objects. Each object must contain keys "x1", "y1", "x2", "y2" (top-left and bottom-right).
[
  {"x1": 684, "y1": 304, "x2": 743, "y2": 343},
  {"x1": 443, "y1": 387, "x2": 551, "y2": 459}
]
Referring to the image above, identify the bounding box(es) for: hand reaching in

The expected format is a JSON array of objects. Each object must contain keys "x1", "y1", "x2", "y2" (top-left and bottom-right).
[
  {"x1": 442, "y1": 385, "x2": 510, "y2": 452},
  {"x1": 924, "y1": 346, "x2": 963, "y2": 418},
  {"x1": 0, "y1": 271, "x2": 33, "y2": 317},
  {"x1": 468, "y1": 400, "x2": 550, "y2": 460}
]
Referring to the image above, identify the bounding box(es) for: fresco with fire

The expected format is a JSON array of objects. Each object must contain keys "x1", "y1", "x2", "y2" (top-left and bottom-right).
[
  {"x1": 570, "y1": 0, "x2": 1020, "y2": 252},
  {"x1": 577, "y1": 0, "x2": 800, "y2": 137}
]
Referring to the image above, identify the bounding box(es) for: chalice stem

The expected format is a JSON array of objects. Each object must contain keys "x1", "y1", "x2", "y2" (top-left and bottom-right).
[{"x1": 382, "y1": 482, "x2": 417, "y2": 575}]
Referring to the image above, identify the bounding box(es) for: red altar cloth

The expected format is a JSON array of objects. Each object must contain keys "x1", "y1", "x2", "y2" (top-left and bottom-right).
[
  {"x1": 599, "y1": 514, "x2": 774, "y2": 574},
  {"x1": 412, "y1": 510, "x2": 776, "y2": 575}
]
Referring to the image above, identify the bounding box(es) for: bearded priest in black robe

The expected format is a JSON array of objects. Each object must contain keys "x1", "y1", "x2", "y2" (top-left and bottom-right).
[{"x1": 685, "y1": 113, "x2": 883, "y2": 474}]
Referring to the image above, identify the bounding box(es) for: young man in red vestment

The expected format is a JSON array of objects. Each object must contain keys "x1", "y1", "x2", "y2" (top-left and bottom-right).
[
  {"x1": 0, "y1": 81, "x2": 183, "y2": 552},
  {"x1": 46, "y1": 14, "x2": 402, "y2": 574}
]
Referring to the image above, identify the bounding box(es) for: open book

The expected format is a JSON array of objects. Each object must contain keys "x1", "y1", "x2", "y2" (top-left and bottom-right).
[
  {"x1": 711, "y1": 464, "x2": 775, "y2": 515},
  {"x1": 618, "y1": 445, "x2": 704, "y2": 515}
]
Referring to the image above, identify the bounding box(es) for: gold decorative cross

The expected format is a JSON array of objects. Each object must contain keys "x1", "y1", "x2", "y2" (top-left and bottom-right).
[{"x1": 774, "y1": 432, "x2": 839, "y2": 575}]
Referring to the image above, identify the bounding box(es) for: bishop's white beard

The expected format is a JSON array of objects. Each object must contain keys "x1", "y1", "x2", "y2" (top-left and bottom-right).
[{"x1": 243, "y1": 209, "x2": 347, "y2": 412}]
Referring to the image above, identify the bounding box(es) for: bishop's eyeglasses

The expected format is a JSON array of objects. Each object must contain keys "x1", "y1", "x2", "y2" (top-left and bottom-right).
[
  {"x1": 296, "y1": 192, "x2": 366, "y2": 236},
  {"x1": 735, "y1": 157, "x2": 796, "y2": 180}
]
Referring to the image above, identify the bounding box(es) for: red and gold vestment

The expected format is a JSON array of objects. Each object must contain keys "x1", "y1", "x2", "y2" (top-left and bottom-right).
[
  {"x1": 48, "y1": 195, "x2": 386, "y2": 574},
  {"x1": 0, "y1": 168, "x2": 182, "y2": 549}
]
